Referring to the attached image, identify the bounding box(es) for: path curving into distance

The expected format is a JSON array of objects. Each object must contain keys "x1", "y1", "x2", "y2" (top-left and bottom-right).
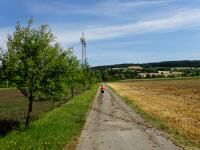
[{"x1": 77, "y1": 85, "x2": 183, "y2": 150}]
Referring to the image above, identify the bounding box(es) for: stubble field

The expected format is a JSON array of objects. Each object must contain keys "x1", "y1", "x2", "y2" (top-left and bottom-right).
[{"x1": 108, "y1": 79, "x2": 200, "y2": 145}]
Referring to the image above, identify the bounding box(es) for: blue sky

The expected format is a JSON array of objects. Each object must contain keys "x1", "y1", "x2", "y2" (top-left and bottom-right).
[{"x1": 0, "y1": 0, "x2": 200, "y2": 66}]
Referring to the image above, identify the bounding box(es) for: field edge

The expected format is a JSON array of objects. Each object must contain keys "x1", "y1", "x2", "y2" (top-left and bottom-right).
[
  {"x1": 0, "y1": 85, "x2": 99, "y2": 150},
  {"x1": 107, "y1": 84, "x2": 200, "y2": 150}
]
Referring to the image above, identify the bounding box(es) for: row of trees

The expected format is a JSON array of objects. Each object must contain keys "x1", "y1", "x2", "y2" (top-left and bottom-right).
[
  {"x1": 93, "y1": 61, "x2": 200, "y2": 70},
  {"x1": 98, "y1": 69, "x2": 137, "y2": 81},
  {"x1": 0, "y1": 19, "x2": 100, "y2": 128},
  {"x1": 95, "y1": 67, "x2": 200, "y2": 81}
]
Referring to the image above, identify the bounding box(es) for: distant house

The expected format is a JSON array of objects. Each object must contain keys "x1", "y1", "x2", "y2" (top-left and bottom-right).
[
  {"x1": 111, "y1": 68, "x2": 124, "y2": 71},
  {"x1": 148, "y1": 73, "x2": 161, "y2": 77},
  {"x1": 158, "y1": 71, "x2": 170, "y2": 74},
  {"x1": 128, "y1": 66, "x2": 143, "y2": 72},
  {"x1": 138, "y1": 71, "x2": 184, "y2": 78},
  {"x1": 158, "y1": 71, "x2": 171, "y2": 77},
  {"x1": 171, "y1": 72, "x2": 185, "y2": 76},
  {"x1": 138, "y1": 73, "x2": 147, "y2": 78},
  {"x1": 158, "y1": 71, "x2": 184, "y2": 77},
  {"x1": 171, "y1": 67, "x2": 196, "y2": 70},
  {"x1": 107, "y1": 67, "x2": 126, "y2": 72},
  {"x1": 138, "y1": 73, "x2": 160, "y2": 78},
  {"x1": 107, "y1": 65, "x2": 143, "y2": 73}
]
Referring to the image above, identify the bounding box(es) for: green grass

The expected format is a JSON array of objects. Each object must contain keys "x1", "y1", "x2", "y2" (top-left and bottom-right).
[
  {"x1": 0, "y1": 85, "x2": 98, "y2": 150},
  {"x1": 0, "y1": 97, "x2": 27, "y2": 113},
  {"x1": 108, "y1": 85, "x2": 200, "y2": 150},
  {"x1": 0, "y1": 88, "x2": 17, "y2": 91}
]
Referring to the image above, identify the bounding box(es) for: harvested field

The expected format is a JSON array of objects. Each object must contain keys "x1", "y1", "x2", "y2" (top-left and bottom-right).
[
  {"x1": 108, "y1": 79, "x2": 200, "y2": 145},
  {"x1": 0, "y1": 88, "x2": 65, "y2": 137}
]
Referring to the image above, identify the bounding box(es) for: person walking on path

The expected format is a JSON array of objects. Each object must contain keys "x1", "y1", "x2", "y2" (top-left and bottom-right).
[{"x1": 100, "y1": 84, "x2": 105, "y2": 96}]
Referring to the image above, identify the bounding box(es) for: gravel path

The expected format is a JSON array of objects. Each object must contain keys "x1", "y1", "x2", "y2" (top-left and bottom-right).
[{"x1": 77, "y1": 85, "x2": 183, "y2": 150}]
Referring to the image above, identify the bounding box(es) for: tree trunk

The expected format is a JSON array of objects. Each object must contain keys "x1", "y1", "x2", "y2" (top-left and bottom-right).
[
  {"x1": 71, "y1": 87, "x2": 74, "y2": 99},
  {"x1": 83, "y1": 82, "x2": 86, "y2": 91},
  {"x1": 25, "y1": 96, "x2": 33, "y2": 129},
  {"x1": 6, "y1": 79, "x2": 9, "y2": 88}
]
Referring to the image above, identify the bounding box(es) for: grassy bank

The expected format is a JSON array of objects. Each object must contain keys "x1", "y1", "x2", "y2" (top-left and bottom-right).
[
  {"x1": 0, "y1": 85, "x2": 98, "y2": 150},
  {"x1": 108, "y1": 85, "x2": 200, "y2": 150}
]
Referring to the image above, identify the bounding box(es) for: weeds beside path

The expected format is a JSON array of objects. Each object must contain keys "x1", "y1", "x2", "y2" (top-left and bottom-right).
[{"x1": 0, "y1": 85, "x2": 98, "y2": 150}]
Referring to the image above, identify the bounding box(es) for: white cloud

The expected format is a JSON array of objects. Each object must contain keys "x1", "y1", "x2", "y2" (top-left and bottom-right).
[
  {"x1": 30, "y1": 0, "x2": 176, "y2": 17},
  {"x1": 1, "y1": 9, "x2": 200, "y2": 51},
  {"x1": 54, "y1": 9, "x2": 200, "y2": 46}
]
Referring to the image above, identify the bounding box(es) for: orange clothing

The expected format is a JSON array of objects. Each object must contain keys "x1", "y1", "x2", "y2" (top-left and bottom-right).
[{"x1": 100, "y1": 86, "x2": 105, "y2": 91}]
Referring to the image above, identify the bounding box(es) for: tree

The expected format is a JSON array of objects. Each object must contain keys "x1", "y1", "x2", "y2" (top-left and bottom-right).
[
  {"x1": 79, "y1": 60, "x2": 99, "y2": 90},
  {"x1": 5, "y1": 19, "x2": 70, "y2": 128},
  {"x1": 0, "y1": 47, "x2": 11, "y2": 87},
  {"x1": 0, "y1": 47, "x2": 3, "y2": 76},
  {"x1": 101, "y1": 70, "x2": 110, "y2": 81},
  {"x1": 0, "y1": 47, "x2": 3, "y2": 86},
  {"x1": 93, "y1": 70, "x2": 102, "y2": 82},
  {"x1": 63, "y1": 48, "x2": 82, "y2": 99}
]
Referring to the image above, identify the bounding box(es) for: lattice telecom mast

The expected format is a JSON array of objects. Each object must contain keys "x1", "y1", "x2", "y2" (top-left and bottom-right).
[{"x1": 80, "y1": 32, "x2": 87, "y2": 65}]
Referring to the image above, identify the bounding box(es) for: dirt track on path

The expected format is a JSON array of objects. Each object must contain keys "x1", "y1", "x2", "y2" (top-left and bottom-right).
[{"x1": 77, "y1": 85, "x2": 183, "y2": 150}]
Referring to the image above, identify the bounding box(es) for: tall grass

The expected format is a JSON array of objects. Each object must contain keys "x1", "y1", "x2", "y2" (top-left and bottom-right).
[{"x1": 0, "y1": 85, "x2": 98, "y2": 150}]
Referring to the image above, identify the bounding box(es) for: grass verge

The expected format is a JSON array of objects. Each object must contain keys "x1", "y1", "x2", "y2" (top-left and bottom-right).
[
  {"x1": 108, "y1": 85, "x2": 200, "y2": 150},
  {"x1": 0, "y1": 85, "x2": 98, "y2": 150}
]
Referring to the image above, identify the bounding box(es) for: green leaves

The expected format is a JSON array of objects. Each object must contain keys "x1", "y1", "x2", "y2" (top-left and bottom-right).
[
  {"x1": 4, "y1": 19, "x2": 65, "y2": 100},
  {"x1": 0, "y1": 18, "x2": 100, "y2": 128},
  {"x1": 2, "y1": 18, "x2": 99, "y2": 100}
]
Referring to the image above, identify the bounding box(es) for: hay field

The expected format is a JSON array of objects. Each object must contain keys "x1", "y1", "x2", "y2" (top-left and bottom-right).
[{"x1": 108, "y1": 79, "x2": 200, "y2": 144}]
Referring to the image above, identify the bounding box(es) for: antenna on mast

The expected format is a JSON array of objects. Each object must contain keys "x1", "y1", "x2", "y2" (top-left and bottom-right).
[{"x1": 80, "y1": 32, "x2": 87, "y2": 66}]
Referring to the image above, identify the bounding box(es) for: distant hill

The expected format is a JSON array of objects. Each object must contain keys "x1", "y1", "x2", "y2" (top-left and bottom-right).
[{"x1": 93, "y1": 60, "x2": 200, "y2": 70}]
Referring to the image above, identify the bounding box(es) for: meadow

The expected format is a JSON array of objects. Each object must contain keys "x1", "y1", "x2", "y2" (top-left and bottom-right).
[
  {"x1": 108, "y1": 79, "x2": 200, "y2": 147},
  {"x1": 0, "y1": 88, "x2": 72, "y2": 137},
  {"x1": 0, "y1": 85, "x2": 98, "y2": 149}
]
